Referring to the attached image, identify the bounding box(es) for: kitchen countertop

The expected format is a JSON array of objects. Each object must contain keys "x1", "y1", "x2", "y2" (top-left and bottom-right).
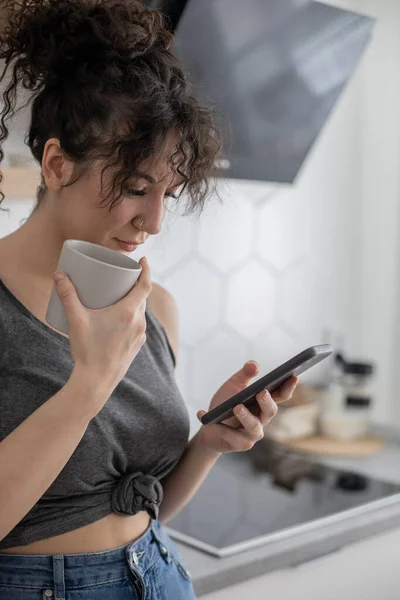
[{"x1": 172, "y1": 426, "x2": 400, "y2": 597}]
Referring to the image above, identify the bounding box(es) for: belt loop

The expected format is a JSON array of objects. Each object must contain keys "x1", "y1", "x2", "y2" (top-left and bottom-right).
[{"x1": 52, "y1": 555, "x2": 66, "y2": 600}]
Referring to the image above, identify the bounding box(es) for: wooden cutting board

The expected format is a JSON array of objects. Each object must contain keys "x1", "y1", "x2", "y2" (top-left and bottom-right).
[{"x1": 279, "y1": 433, "x2": 384, "y2": 457}]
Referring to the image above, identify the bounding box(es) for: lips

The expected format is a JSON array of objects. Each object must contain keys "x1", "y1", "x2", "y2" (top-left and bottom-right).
[{"x1": 115, "y1": 239, "x2": 142, "y2": 251}]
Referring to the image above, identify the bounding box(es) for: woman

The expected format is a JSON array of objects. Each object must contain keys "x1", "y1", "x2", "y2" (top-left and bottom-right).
[{"x1": 0, "y1": 1, "x2": 298, "y2": 598}]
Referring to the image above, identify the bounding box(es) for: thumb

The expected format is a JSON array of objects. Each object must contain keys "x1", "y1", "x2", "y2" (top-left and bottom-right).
[
  {"x1": 197, "y1": 410, "x2": 206, "y2": 422},
  {"x1": 53, "y1": 271, "x2": 85, "y2": 319},
  {"x1": 232, "y1": 360, "x2": 259, "y2": 385}
]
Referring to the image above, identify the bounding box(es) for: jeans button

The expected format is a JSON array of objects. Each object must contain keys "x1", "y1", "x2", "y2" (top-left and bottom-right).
[
  {"x1": 132, "y1": 551, "x2": 139, "y2": 566},
  {"x1": 44, "y1": 591, "x2": 53, "y2": 598},
  {"x1": 160, "y1": 544, "x2": 168, "y2": 556}
]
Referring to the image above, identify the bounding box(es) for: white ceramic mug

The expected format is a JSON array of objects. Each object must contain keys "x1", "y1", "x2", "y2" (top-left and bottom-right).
[{"x1": 45, "y1": 239, "x2": 143, "y2": 334}]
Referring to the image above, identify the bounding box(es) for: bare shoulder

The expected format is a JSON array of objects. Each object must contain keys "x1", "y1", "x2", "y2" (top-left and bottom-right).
[{"x1": 147, "y1": 282, "x2": 179, "y2": 365}]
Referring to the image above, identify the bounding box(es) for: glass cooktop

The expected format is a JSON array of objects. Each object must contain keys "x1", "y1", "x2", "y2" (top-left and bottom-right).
[{"x1": 165, "y1": 440, "x2": 400, "y2": 557}]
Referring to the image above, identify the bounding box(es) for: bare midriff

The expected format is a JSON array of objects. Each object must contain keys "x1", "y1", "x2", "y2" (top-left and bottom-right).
[{"x1": 0, "y1": 511, "x2": 152, "y2": 554}]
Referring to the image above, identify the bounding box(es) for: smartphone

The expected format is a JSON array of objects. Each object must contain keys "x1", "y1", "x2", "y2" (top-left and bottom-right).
[{"x1": 200, "y1": 344, "x2": 333, "y2": 426}]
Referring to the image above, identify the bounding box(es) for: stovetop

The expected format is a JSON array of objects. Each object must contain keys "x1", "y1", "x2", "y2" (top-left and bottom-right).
[{"x1": 165, "y1": 440, "x2": 400, "y2": 557}]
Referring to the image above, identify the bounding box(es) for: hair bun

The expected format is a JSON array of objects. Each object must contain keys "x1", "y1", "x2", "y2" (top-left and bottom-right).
[{"x1": 1, "y1": 0, "x2": 173, "y2": 87}]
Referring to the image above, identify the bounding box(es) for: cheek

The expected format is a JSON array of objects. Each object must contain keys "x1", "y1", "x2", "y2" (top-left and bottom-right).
[
  {"x1": 63, "y1": 199, "x2": 123, "y2": 238},
  {"x1": 108, "y1": 202, "x2": 136, "y2": 228},
  {"x1": 90, "y1": 192, "x2": 134, "y2": 221}
]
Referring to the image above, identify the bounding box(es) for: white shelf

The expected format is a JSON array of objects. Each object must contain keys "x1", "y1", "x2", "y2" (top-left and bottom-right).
[{"x1": 0, "y1": 167, "x2": 41, "y2": 199}]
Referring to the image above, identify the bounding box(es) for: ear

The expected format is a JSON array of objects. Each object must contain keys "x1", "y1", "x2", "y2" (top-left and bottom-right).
[{"x1": 41, "y1": 137, "x2": 75, "y2": 191}]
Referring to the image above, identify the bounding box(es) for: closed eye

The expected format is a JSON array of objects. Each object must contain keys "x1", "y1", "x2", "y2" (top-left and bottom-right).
[{"x1": 126, "y1": 189, "x2": 179, "y2": 199}]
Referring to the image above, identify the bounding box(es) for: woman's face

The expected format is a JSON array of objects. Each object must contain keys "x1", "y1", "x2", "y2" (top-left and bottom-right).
[{"x1": 45, "y1": 133, "x2": 185, "y2": 254}]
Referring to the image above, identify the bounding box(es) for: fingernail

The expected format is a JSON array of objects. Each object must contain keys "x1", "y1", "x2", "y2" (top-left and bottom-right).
[
  {"x1": 53, "y1": 271, "x2": 65, "y2": 283},
  {"x1": 260, "y1": 389, "x2": 268, "y2": 401},
  {"x1": 237, "y1": 405, "x2": 246, "y2": 415}
]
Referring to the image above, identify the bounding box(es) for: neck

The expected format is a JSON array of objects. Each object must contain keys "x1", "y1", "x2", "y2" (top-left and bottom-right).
[{"x1": 0, "y1": 202, "x2": 65, "y2": 285}]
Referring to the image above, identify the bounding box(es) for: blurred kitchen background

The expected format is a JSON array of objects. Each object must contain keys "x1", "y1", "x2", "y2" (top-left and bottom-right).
[{"x1": 3, "y1": 0, "x2": 400, "y2": 597}]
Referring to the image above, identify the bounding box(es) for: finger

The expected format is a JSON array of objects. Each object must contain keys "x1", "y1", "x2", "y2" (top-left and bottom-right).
[
  {"x1": 233, "y1": 404, "x2": 264, "y2": 442},
  {"x1": 123, "y1": 256, "x2": 152, "y2": 306},
  {"x1": 196, "y1": 416, "x2": 263, "y2": 451},
  {"x1": 243, "y1": 360, "x2": 259, "y2": 378},
  {"x1": 53, "y1": 272, "x2": 86, "y2": 319},
  {"x1": 220, "y1": 418, "x2": 264, "y2": 451},
  {"x1": 256, "y1": 389, "x2": 278, "y2": 427},
  {"x1": 272, "y1": 376, "x2": 298, "y2": 403},
  {"x1": 197, "y1": 410, "x2": 207, "y2": 421}
]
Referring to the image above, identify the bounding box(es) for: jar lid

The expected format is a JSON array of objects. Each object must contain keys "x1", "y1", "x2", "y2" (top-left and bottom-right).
[{"x1": 344, "y1": 362, "x2": 374, "y2": 376}]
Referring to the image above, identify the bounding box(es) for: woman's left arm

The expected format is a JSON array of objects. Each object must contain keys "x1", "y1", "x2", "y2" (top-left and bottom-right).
[
  {"x1": 158, "y1": 429, "x2": 221, "y2": 524},
  {"x1": 158, "y1": 361, "x2": 297, "y2": 524},
  {"x1": 149, "y1": 284, "x2": 297, "y2": 524}
]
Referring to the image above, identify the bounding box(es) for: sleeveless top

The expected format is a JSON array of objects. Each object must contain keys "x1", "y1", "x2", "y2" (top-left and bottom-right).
[{"x1": 0, "y1": 277, "x2": 190, "y2": 549}]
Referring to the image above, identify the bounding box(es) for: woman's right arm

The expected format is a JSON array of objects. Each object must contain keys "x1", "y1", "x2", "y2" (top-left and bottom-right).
[
  {"x1": 0, "y1": 256, "x2": 152, "y2": 544},
  {"x1": 0, "y1": 367, "x2": 116, "y2": 544}
]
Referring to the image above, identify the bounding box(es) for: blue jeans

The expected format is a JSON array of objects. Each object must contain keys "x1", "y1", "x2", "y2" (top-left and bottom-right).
[{"x1": 0, "y1": 519, "x2": 196, "y2": 599}]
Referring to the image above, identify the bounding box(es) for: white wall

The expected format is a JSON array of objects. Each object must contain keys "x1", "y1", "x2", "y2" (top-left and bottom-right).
[
  {"x1": 357, "y1": 0, "x2": 400, "y2": 426},
  {"x1": 324, "y1": 0, "x2": 400, "y2": 426}
]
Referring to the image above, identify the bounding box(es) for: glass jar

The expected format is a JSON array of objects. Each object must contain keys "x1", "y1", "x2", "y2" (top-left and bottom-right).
[
  {"x1": 320, "y1": 360, "x2": 375, "y2": 441},
  {"x1": 343, "y1": 362, "x2": 374, "y2": 405}
]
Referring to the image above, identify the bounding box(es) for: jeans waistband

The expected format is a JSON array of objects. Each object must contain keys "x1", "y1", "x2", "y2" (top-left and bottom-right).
[{"x1": 0, "y1": 518, "x2": 167, "y2": 595}]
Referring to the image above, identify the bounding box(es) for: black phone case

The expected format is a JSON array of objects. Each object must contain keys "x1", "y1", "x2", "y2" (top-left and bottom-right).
[{"x1": 200, "y1": 344, "x2": 333, "y2": 426}]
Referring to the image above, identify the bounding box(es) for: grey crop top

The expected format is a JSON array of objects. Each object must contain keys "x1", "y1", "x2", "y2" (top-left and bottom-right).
[{"x1": 0, "y1": 277, "x2": 190, "y2": 549}]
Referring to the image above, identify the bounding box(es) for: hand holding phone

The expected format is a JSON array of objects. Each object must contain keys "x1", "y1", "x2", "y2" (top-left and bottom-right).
[{"x1": 200, "y1": 345, "x2": 332, "y2": 426}]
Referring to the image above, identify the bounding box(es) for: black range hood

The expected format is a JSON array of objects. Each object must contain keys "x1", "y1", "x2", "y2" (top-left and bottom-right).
[{"x1": 146, "y1": 0, "x2": 375, "y2": 184}]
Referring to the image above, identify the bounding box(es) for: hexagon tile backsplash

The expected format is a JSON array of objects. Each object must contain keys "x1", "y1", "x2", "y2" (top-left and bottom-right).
[
  {"x1": 0, "y1": 176, "x2": 356, "y2": 438},
  {"x1": 144, "y1": 179, "x2": 355, "y2": 437}
]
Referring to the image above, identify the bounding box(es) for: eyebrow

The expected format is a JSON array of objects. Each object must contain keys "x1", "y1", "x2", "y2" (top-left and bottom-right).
[{"x1": 134, "y1": 171, "x2": 187, "y2": 187}]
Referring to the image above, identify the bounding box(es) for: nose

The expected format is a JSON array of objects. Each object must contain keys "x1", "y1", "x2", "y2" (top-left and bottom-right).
[{"x1": 139, "y1": 191, "x2": 166, "y2": 236}]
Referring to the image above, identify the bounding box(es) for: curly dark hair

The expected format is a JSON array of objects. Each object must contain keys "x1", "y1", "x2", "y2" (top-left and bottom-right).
[{"x1": 0, "y1": 0, "x2": 223, "y2": 217}]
